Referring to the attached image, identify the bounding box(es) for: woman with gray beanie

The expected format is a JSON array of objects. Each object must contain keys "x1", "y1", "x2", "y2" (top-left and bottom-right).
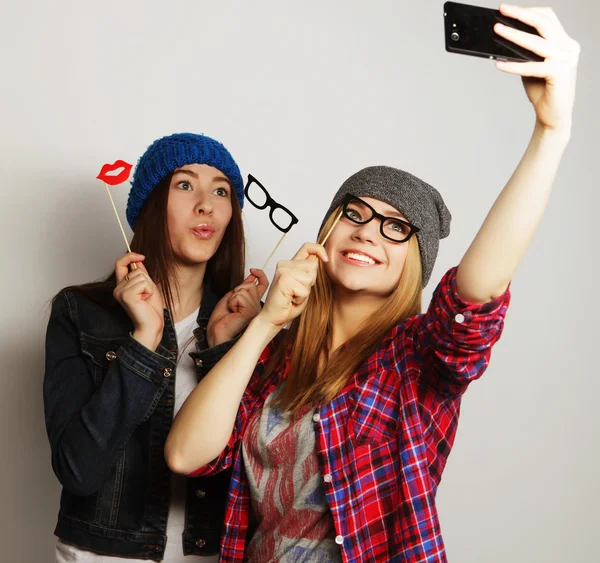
[{"x1": 166, "y1": 5, "x2": 580, "y2": 562}]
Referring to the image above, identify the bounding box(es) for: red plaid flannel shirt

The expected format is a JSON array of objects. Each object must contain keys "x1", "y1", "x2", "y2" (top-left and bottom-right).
[{"x1": 190, "y1": 266, "x2": 511, "y2": 562}]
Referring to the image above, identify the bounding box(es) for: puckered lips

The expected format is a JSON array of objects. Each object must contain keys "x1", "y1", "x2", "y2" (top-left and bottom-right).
[
  {"x1": 191, "y1": 223, "x2": 216, "y2": 240},
  {"x1": 97, "y1": 160, "x2": 133, "y2": 186},
  {"x1": 340, "y1": 248, "x2": 383, "y2": 267}
]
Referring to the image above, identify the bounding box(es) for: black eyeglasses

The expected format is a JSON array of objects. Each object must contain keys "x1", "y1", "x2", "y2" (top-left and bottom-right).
[
  {"x1": 342, "y1": 194, "x2": 420, "y2": 243},
  {"x1": 244, "y1": 174, "x2": 299, "y2": 233}
]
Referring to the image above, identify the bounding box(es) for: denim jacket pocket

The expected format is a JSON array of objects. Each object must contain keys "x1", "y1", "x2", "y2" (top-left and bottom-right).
[{"x1": 80, "y1": 333, "x2": 128, "y2": 387}]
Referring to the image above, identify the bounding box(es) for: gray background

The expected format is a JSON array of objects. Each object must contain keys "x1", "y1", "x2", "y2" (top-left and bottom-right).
[{"x1": 1, "y1": 1, "x2": 597, "y2": 561}]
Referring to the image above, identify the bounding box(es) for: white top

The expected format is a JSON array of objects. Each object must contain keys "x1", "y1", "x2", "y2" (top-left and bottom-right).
[{"x1": 55, "y1": 307, "x2": 218, "y2": 562}]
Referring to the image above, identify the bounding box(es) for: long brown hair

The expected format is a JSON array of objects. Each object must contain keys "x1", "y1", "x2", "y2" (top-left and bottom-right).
[
  {"x1": 56, "y1": 173, "x2": 245, "y2": 309},
  {"x1": 270, "y1": 206, "x2": 423, "y2": 413}
]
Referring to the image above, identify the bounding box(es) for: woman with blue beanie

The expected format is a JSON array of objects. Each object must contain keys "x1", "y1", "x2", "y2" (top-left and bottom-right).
[
  {"x1": 44, "y1": 133, "x2": 268, "y2": 562},
  {"x1": 165, "y1": 6, "x2": 580, "y2": 562}
]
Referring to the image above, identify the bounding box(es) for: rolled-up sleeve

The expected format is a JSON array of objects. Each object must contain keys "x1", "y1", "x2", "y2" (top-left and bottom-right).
[
  {"x1": 412, "y1": 266, "x2": 511, "y2": 396},
  {"x1": 187, "y1": 423, "x2": 240, "y2": 478}
]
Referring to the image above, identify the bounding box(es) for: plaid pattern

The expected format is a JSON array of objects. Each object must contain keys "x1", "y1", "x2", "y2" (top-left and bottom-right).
[{"x1": 190, "y1": 267, "x2": 511, "y2": 562}]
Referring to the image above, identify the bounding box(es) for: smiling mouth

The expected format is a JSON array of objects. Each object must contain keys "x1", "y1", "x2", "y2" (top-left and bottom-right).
[{"x1": 341, "y1": 251, "x2": 381, "y2": 266}]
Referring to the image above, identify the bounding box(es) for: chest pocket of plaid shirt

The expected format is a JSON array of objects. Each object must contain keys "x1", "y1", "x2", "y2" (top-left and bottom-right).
[{"x1": 349, "y1": 370, "x2": 401, "y2": 446}]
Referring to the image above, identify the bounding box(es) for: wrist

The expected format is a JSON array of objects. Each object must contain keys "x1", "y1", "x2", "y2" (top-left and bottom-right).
[
  {"x1": 534, "y1": 120, "x2": 572, "y2": 145},
  {"x1": 207, "y1": 324, "x2": 242, "y2": 348},
  {"x1": 250, "y1": 313, "x2": 283, "y2": 343},
  {"x1": 207, "y1": 332, "x2": 234, "y2": 348},
  {"x1": 132, "y1": 329, "x2": 162, "y2": 352},
  {"x1": 207, "y1": 333, "x2": 216, "y2": 348}
]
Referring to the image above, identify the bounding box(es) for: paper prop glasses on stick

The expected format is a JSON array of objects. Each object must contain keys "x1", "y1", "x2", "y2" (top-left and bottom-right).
[
  {"x1": 97, "y1": 160, "x2": 137, "y2": 270},
  {"x1": 244, "y1": 174, "x2": 300, "y2": 270}
]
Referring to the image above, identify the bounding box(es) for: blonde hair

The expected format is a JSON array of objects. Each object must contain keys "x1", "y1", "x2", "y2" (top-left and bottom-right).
[{"x1": 269, "y1": 205, "x2": 423, "y2": 413}]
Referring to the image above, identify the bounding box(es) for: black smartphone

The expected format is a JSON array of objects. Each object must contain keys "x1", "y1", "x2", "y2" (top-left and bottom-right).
[{"x1": 444, "y1": 2, "x2": 543, "y2": 62}]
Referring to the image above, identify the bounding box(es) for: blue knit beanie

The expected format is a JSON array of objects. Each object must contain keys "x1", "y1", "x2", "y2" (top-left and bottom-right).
[{"x1": 126, "y1": 132, "x2": 244, "y2": 229}]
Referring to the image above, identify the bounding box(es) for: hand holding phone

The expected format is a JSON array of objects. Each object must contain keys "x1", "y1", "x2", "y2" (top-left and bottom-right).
[
  {"x1": 443, "y1": 3, "x2": 580, "y2": 137},
  {"x1": 444, "y1": 1, "x2": 544, "y2": 62}
]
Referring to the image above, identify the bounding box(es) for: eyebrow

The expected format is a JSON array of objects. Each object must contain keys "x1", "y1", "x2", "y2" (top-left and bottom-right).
[
  {"x1": 213, "y1": 176, "x2": 232, "y2": 187},
  {"x1": 172, "y1": 169, "x2": 231, "y2": 186},
  {"x1": 367, "y1": 201, "x2": 407, "y2": 221},
  {"x1": 385, "y1": 209, "x2": 408, "y2": 221},
  {"x1": 173, "y1": 168, "x2": 198, "y2": 179}
]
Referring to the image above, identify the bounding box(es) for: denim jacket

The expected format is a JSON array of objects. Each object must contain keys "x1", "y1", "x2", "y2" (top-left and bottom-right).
[{"x1": 44, "y1": 284, "x2": 236, "y2": 560}]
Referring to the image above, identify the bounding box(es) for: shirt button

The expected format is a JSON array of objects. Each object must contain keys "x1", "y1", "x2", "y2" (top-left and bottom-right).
[
  {"x1": 160, "y1": 367, "x2": 172, "y2": 378},
  {"x1": 195, "y1": 539, "x2": 206, "y2": 548},
  {"x1": 335, "y1": 535, "x2": 344, "y2": 545},
  {"x1": 195, "y1": 489, "x2": 206, "y2": 498},
  {"x1": 194, "y1": 358, "x2": 203, "y2": 367},
  {"x1": 323, "y1": 474, "x2": 332, "y2": 483},
  {"x1": 105, "y1": 351, "x2": 117, "y2": 361},
  {"x1": 455, "y1": 313, "x2": 465, "y2": 324},
  {"x1": 312, "y1": 413, "x2": 321, "y2": 422}
]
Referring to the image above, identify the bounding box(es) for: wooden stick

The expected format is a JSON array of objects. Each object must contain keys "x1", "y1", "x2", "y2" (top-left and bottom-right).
[
  {"x1": 257, "y1": 206, "x2": 341, "y2": 275},
  {"x1": 261, "y1": 231, "x2": 287, "y2": 271},
  {"x1": 104, "y1": 182, "x2": 137, "y2": 270},
  {"x1": 321, "y1": 207, "x2": 343, "y2": 245}
]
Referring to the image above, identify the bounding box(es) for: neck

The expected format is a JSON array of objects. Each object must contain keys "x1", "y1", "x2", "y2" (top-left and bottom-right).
[
  {"x1": 329, "y1": 289, "x2": 386, "y2": 354},
  {"x1": 169, "y1": 262, "x2": 207, "y2": 323}
]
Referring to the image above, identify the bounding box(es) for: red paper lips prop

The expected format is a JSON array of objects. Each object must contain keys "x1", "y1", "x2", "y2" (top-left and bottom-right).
[{"x1": 97, "y1": 160, "x2": 133, "y2": 186}]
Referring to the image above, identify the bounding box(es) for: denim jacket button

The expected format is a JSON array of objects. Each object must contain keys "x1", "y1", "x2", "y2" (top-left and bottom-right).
[
  {"x1": 195, "y1": 539, "x2": 207, "y2": 548},
  {"x1": 194, "y1": 359, "x2": 203, "y2": 368},
  {"x1": 195, "y1": 489, "x2": 206, "y2": 498},
  {"x1": 105, "y1": 351, "x2": 117, "y2": 361},
  {"x1": 160, "y1": 368, "x2": 172, "y2": 378}
]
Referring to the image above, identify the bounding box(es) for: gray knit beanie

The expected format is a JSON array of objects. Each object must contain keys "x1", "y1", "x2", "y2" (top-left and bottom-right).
[{"x1": 321, "y1": 166, "x2": 451, "y2": 287}]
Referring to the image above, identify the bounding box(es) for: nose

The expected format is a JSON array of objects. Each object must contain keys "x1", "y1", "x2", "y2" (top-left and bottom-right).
[
  {"x1": 351, "y1": 220, "x2": 379, "y2": 244},
  {"x1": 194, "y1": 191, "x2": 213, "y2": 216}
]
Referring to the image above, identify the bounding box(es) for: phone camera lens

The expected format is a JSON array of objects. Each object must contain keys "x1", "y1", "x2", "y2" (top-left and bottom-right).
[{"x1": 451, "y1": 31, "x2": 460, "y2": 41}]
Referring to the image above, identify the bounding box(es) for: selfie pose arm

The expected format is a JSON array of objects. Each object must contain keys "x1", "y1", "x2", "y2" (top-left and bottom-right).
[
  {"x1": 456, "y1": 5, "x2": 579, "y2": 304},
  {"x1": 165, "y1": 244, "x2": 327, "y2": 474}
]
